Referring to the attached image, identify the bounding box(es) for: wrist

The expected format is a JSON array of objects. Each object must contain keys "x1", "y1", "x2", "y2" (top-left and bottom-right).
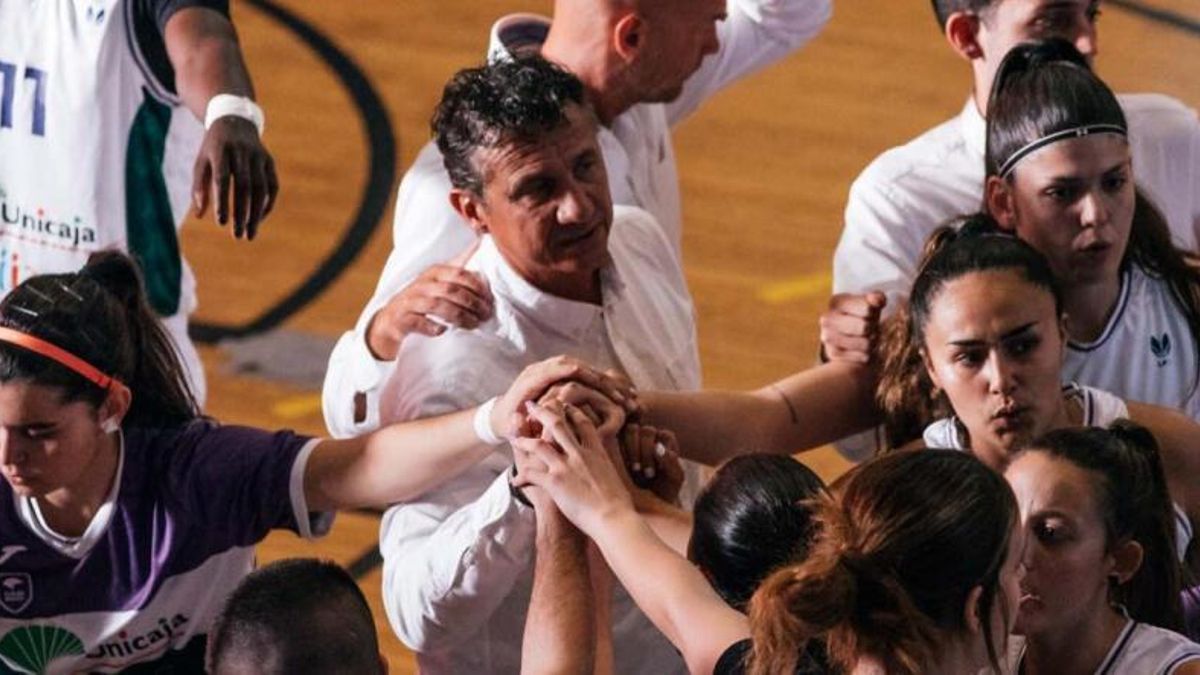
[
  {"x1": 205, "y1": 93, "x2": 265, "y2": 136},
  {"x1": 365, "y1": 310, "x2": 400, "y2": 361},
  {"x1": 474, "y1": 398, "x2": 505, "y2": 446}
]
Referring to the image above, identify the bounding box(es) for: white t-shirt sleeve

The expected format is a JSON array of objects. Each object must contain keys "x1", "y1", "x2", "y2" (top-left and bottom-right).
[{"x1": 665, "y1": 0, "x2": 832, "y2": 125}]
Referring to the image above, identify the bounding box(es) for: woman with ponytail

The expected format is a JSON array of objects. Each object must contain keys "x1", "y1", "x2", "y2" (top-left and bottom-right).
[
  {"x1": 749, "y1": 450, "x2": 1022, "y2": 675},
  {"x1": 982, "y1": 38, "x2": 1200, "y2": 422},
  {"x1": 514, "y1": 403, "x2": 1022, "y2": 675},
  {"x1": 1006, "y1": 422, "x2": 1200, "y2": 672},
  {"x1": 0, "y1": 252, "x2": 624, "y2": 673},
  {"x1": 876, "y1": 216, "x2": 1200, "y2": 626}
]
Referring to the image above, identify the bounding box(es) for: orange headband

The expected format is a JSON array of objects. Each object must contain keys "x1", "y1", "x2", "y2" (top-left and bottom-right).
[{"x1": 0, "y1": 326, "x2": 119, "y2": 390}]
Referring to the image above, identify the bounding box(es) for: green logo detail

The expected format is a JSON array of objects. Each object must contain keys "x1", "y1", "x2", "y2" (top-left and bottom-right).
[{"x1": 0, "y1": 625, "x2": 84, "y2": 674}]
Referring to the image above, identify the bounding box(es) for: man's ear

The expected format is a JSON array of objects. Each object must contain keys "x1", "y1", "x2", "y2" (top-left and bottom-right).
[
  {"x1": 985, "y1": 177, "x2": 1018, "y2": 232},
  {"x1": 963, "y1": 584, "x2": 985, "y2": 634},
  {"x1": 1108, "y1": 539, "x2": 1145, "y2": 585},
  {"x1": 449, "y1": 188, "x2": 489, "y2": 236},
  {"x1": 612, "y1": 12, "x2": 644, "y2": 63},
  {"x1": 945, "y1": 11, "x2": 985, "y2": 60}
]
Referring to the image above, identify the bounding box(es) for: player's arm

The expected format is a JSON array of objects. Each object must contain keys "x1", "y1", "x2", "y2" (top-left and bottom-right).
[
  {"x1": 640, "y1": 360, "x2": 879, "y2": 466},
  {"x1": 164, "y1": 5, "x2": 278, "y2": 239}
]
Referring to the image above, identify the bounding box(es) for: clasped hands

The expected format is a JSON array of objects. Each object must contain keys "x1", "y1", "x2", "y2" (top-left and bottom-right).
[{"x1": 498, "y1": 357, "x2": 683, "y2": 531}]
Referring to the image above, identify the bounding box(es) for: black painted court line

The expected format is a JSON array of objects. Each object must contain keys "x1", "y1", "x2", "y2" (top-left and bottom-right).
[
  {"x1": 1109, "y1": 0, "x2": 1200, "y2": 36},
  {"x1": 347, "y1": 545, "x2": 383, "y2": 581},
  {"x1": 190, "y1": 0, "x2": 397, "y2": 343}
]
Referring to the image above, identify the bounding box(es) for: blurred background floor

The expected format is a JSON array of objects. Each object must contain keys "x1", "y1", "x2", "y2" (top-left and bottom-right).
[{"x1": 181, "y1": 1, "x2": 1200, "y2": 671}]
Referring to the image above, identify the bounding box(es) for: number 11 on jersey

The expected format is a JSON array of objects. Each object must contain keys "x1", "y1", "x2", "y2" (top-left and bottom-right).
[{"x1": 0, "y1": 60, "x2": 48, "y2": 137}]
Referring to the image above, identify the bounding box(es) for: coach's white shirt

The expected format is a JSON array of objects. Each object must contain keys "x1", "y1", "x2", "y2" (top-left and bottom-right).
[
  {"x1": 834, "y1": 94, "x2": 1200, "y2": 311},
  {"x1": 322, "y1": 0, "x2": 831, "y2": 438},
  {"x1": 377, "y1": 205, "x2": 700, "y2": 675}
]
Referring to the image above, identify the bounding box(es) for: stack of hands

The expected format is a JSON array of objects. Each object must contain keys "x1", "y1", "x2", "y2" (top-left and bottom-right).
[{"x1": 492, "y1": 357, "x2": 686, "y2": 535}]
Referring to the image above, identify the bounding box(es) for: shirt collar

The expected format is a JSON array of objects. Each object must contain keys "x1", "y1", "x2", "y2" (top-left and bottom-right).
[
  {"x1": 468, "y1": 236, "x2": 627, "y2": 343},
  {"x1": 487, "y1": 13, "x2": 551, "y2": 63},
  {"x1": 961, "y1": 96, "x2": 987, "y2": 158}
]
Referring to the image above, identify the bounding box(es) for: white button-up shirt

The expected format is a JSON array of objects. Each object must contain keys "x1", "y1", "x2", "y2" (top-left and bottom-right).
[
  {"x1": 834, "y1": 94, "x2": 1200, "y2": 311},
  {"x1": 377, "y1": 205, "x2": 700, "y2": 674},
  {"x1": 322, "y1": 0, "x2": 832, "y2": 438}
]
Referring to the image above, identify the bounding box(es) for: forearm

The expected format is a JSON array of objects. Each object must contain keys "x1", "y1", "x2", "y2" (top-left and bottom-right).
[
  {"x1": 634, "y1": 492, "x2": 694, "y2": 556},
  {"x1": 522, "y1": 512, "x2": 594, "y2": 675},
  {"x1": 643, "y1": 361, "x2": 879, "y2": 465},
  {"x1": 304, "y1": 407, "x2": 484, "y2": 510},
  {"x1": 589, "y1": 508, "x2": 748, "y2": 675},
  {"x1": 165, "y1": 7, "x2": 255, "y2": 119}
]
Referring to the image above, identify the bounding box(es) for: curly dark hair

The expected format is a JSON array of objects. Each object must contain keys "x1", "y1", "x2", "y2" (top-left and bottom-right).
[{"x1": 432, "y1": 55, "x2": 588, "y2": 194}]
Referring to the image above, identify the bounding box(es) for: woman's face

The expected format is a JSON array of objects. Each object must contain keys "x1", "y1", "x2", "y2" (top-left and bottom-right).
[
  {"x1": 0, "y1": 381, "x2": 107, "y2": 499},
  {"x1": 1005, "y1": 451, "x2": 1120, "y2": 637},
  {"x1": 922, "y1": 270, "x2": 1066, "y2": 465},
  {"x1": 989, "y1": 134, "x2": 1134, "y2": 290}
]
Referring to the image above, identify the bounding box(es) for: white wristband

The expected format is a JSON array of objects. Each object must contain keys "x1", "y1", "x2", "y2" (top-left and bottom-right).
[
  {"x1": 473, "y1": 397, "x2": 504, "y2": 446},
  {"x1": 205, "y1": 94, "x2": 265, "y2": 136}
]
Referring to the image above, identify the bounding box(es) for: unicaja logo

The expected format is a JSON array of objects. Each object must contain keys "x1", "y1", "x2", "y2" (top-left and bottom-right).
[
  {"x1": 0, "y1": 187, "x2": 97, "y2": 250},
  {"x1": 0, "y1": 625, "x2": 84, "y2": 674}
]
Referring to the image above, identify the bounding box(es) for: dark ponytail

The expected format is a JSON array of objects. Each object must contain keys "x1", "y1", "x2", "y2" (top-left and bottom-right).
[
  {"x1": 876, "y1": 215, "x2": 1063, "y2": 447},
  {"x1": 987, "y1": 38, "x2": 1200, "y2": 392},
  {"x1": 0, "y1": 251, "x2": 199, "y2": 427},
  {"x1": 688, "y1": 455, "x2": 827, "y2": 612},
  {"x1": 747, "y1": 451, "x2": 1017, "y2": 674},
  {"x1": 1025, "y1": 422, "x2": 1185, "y2": 632}
]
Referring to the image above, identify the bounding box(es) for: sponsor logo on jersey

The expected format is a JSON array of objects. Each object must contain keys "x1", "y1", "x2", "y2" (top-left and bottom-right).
[
  {"x1": 1151, "y1": 333, "x2": 1172, "y2": 367},
  {"x1": 84, "y1": 613, "x2": 189, "y2": 662},
  {"x1": 0, "y1": 574, "x2": 31, "y2": 614},
  {"x1": 0, "y1": 625, "x2": 84, "y2": 674},
  {"x1": 0, "y1": 187, "x2": 98, "y2": 252}
]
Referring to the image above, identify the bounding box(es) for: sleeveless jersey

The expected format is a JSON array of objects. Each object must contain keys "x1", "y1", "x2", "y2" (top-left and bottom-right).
[
  {"x1": 1065, "y1": 265, "x2": 1200, "y2": 420},
  {"x1": 0, "y1": 0, "x2": 200, "y2": 315},
  {"x1": 923, "y1": 384, "x2": 1194, "y2": 560}
]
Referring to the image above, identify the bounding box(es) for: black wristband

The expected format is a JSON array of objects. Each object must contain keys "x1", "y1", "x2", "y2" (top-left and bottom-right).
[{"x1": 509, "y1": 464, "x2": 533, "y2": 508}]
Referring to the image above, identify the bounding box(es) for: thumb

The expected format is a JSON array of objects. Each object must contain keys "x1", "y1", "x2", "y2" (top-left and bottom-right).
[{"x1": 866, "y1": 291, "x2": 887, "y2": 312}]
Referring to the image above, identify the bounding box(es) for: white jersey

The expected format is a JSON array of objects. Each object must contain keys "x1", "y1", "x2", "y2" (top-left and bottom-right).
[
  {"x1": 1012, "y1": 621, "x2": 1200, "y2": 674},
  {"x1": 923, "y1": 384, "x2": 1194, "y2": 560},
  {"x1": 1064, "y1": 265, "x2": 1199, "y2": 420},
  {"x1": 0, "y1": 0, "x2": 204, "y2": 397}
]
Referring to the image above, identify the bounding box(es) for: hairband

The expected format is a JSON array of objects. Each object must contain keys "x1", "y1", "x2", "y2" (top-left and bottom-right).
[
  {"x1": 0, "y1": 326, "x2": 119, "y2": 390},
  {"x1": 997, "y1": 124, "x2": 1127, "y2": 179}
]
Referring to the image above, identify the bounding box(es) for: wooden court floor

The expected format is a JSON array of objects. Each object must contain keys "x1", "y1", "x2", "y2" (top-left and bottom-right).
[{"x1": 178, "y1": 1, "x2": 1200, "y2": 671}]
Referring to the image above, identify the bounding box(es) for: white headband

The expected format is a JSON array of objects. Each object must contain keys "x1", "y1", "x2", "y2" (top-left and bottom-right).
[{"x1": 997, "y1": 124, "x2": 1127, "y2": 179}]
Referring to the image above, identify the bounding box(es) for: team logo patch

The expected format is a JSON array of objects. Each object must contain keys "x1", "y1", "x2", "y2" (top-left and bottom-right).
[
  {"x1": 0, "y1": 574, "x2": 32, "y2": 614},
  {"x1": 1151, "y1": 333, "x2": 1171, "y2": 367},
  {"x1": 0, "y1": 625, "x2": 85, "y2": 674}
]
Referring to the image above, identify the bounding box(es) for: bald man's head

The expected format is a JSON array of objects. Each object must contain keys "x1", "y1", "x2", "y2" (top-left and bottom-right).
[{"x1": 543, "y1": 0, "x2": 726, "y2": 118}]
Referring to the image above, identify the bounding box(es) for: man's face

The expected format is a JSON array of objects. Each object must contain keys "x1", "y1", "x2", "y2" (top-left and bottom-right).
[
  {"x1": 634, "y1": 0, "x2": 726, "y2": 103},
  {"x1": 471, "y1": 103, "x2": 613, "y2": 287},
  {"x1": 974, "y1": 0, "x2": 1101, "y2": 100}
]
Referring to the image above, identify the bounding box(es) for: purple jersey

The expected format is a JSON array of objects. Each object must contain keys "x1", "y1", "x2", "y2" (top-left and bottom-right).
[{"x1": 0, "y1": 421, "x2": 329, "y2": 674}]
